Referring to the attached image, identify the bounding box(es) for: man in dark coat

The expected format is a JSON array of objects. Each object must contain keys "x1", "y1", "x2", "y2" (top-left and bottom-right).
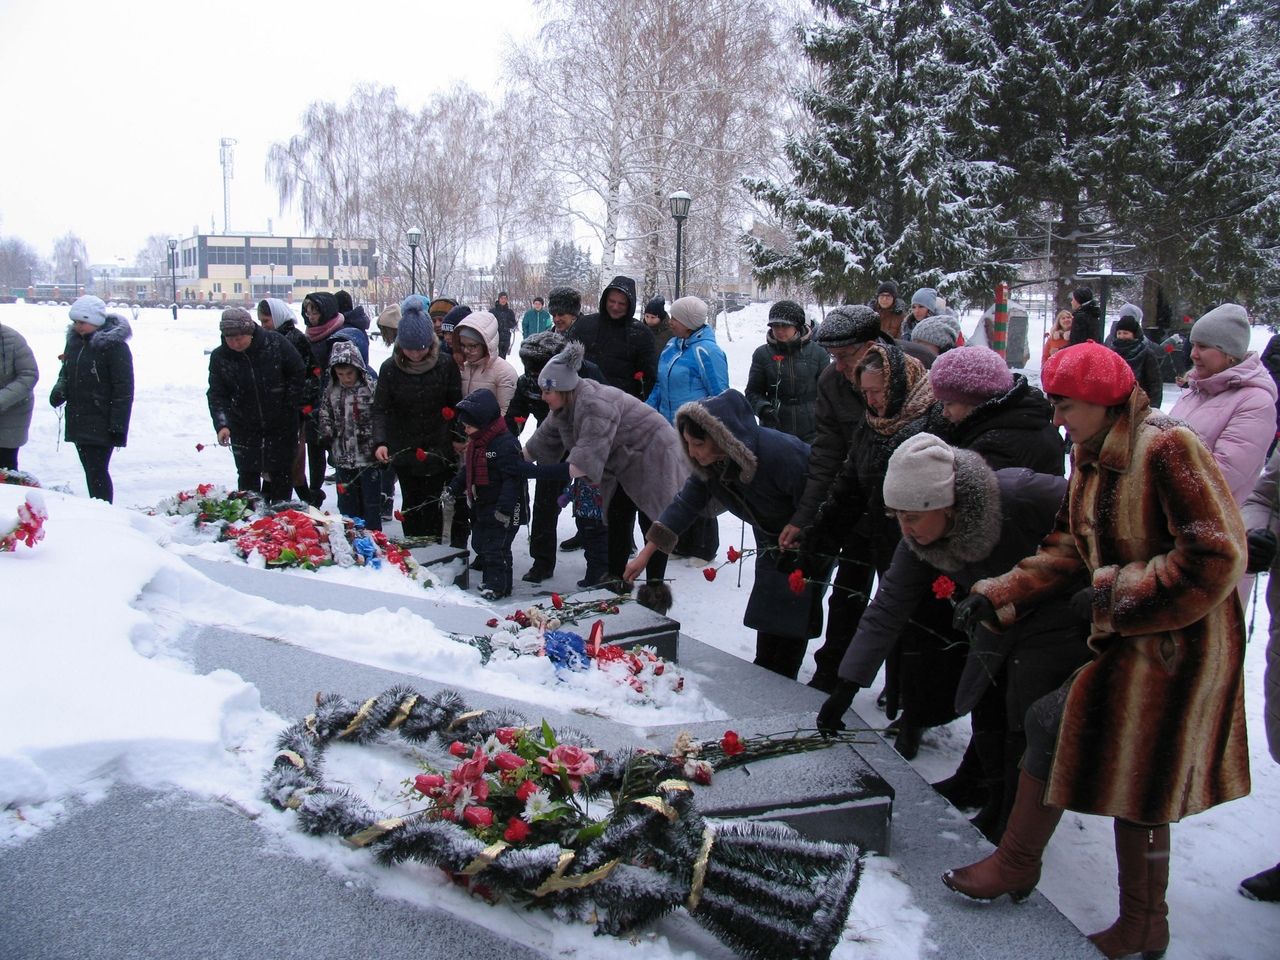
[
  {"x1": 777, "y1": 304, "x2": 934, "y2": 692},
  {"x1": 567, "y1": 275, "x2": 657, "y2": 399},
  {"x1": 492, "y1": 292, "x2": 518, "y2": 360},
  {"x1": 1067, "y1": 286, "x2": 1103, "y2": 346},
  {"x1": 51, "y1": 296, "x2": 133, "y2": 502},
  {"x1": 207, "y1": 307, "x2": 306, "y2": 502}
]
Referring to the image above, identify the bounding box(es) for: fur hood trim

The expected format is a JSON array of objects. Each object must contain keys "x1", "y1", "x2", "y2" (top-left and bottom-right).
[
  {"x1": 906, "y1": 447, "x2": 1002, "y2": 572},
  {"x1": 674, "y1": 391, "x2": 758, "y2": 484}
]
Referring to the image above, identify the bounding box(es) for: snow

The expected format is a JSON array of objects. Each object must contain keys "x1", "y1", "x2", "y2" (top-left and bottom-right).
[{"x1": 1, "y1": 301, "x2": 1278, "y2": 959}]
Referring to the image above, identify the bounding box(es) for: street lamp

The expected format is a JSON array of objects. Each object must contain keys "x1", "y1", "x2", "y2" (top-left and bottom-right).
[
  {"x1": 668, "y1": 191, "x2": 692, "y2": 299},
  {"x1": 269, "y1": 262, "x2": 276, "y2": 296},
  {"x1": 407, "y1": 227, "x2": 422, "y2": 295},
  {"x1": 168, "y1": 238, "x2": 178, "y2": 319},
  {"x1": 73, "y1": 258, "x2": 80, "y2": 295}
]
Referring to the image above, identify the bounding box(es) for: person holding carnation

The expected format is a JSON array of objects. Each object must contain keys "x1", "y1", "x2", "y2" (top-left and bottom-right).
[
  {"x1": 941, "y1": 341, "x2": 1249, "y2": 960},
  {"x1": 744, "y1": 300, "x2": 829, "y2": 444}
]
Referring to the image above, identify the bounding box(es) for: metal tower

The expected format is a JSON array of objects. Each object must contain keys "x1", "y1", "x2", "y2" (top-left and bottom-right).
[{"x1": 219, "y1": 137, "x2": 237, "y2": 234}]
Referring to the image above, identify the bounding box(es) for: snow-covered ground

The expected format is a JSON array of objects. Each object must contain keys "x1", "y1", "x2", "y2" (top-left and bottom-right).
[{"x1": 1, "y1": 300, "x2": 1277, "y2": 959}]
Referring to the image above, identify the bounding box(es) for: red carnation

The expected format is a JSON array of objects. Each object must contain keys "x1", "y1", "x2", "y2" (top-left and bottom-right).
[
  {"x1": 787, "y1": 568, "x2": 806, "y2": 595},
  {"x1": 932, "y1": 575, "x2": 956, "y2": 601},
  {"x1": 726, "y1": 546, "x2": 741, "y2": 563},
  {"x1": 447, "y1": 741, "x2": 470, "y2": 758},
  {"x1": 195, "y1": 443, "x2": 205, "y2": 452},
  {"x1": 486, "y1": 618, "x2": 499, "y2": 628},
  {"x1": 463, "y1": 806, "x2": 494, "y2": 828},
  {"x1": 551, "y1": 593, "x2": 564, "y2": 610},
  {"x1": 720, "y1": 731, "x2": 745, "y2": 756},
  {"x1": 504, "y1": 817, "x2": 531, "y2": 842},
  {"x1": 633, "y1": 371, "x2": 644, "y2": 381},
  {"x1": 516, "y1": 779, "x2": 538, "y2": 802},
  {"x1": 441, "y1": 407, "x2": 456, "y2": 420},
  {"x1": 312, "y1": 367, "x2": 321, "y2": 377},
  {"x1": 301, "y1": 404, "x2": 313, "y2": 416},
  {"x1": 1164, "y1": 343, "x2": 1176, "y2": 353},
  {"x1": 772, "y1": 354, "x2": 784, "y2": 362},
  {"x1": 414, "y1": 773, "x2": 445, "y2": 794},
  {"x1": 514, "y1": 416, "x2": 526, "y2": 426},
  {"x1": 394, "y1": 509, "x2": 404, "y2": 521},
  {"x1": 414, "y1": 448, "x2": 427, "y2": 462},
  {"x1": 336, "y1": 483, "x2": 346, "y2": 494},
  {"x1": 703, "y1": 567, "x2": 717, "y2": 582}
]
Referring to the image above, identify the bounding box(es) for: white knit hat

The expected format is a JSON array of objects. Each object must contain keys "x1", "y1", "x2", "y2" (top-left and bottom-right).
[
  {"x1": 669, "y1": 296, "x2": 708, "y2": 331},
  {"x1": 883, "y1": 434, "x2": 956, "y2": 511}
]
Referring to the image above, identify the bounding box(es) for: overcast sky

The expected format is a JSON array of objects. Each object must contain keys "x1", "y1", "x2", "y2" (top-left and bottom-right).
[{"x1": 0, "y1": 0, "x2": 540, "y2": 265}]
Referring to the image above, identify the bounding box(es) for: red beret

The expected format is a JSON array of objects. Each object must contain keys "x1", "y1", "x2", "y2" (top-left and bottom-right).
[{"x1": 1041, "y1": 341, "x2": 1135, "y2": 406}]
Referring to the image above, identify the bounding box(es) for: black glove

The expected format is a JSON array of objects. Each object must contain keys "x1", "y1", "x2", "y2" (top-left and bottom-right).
[
  {"x1": 952, "y1": 593, "x2": 996, "y2": 640},
  {"x1": 1247, "y1": 528, "x2": 1278, "y2": 574},
  {"x1": 817, "y1": 681, "x2": 860, "y2": 734},
  {"x1": 1070, "y1": 586, "x2": 1094, "y2": 623}
]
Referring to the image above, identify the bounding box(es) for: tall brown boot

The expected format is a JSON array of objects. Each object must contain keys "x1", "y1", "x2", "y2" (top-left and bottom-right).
[
  {"x1": 942, "y1": 769, "x2": 1063, "y2": 902},
  {"x1": 1088, "y1": 820, "x2": 1170, "y2": 959}
]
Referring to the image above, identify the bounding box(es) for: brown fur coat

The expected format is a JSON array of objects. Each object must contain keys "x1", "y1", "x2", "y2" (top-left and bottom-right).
[{"x1": 974, "y1": 388, "x2": 1249, "y2": 824}]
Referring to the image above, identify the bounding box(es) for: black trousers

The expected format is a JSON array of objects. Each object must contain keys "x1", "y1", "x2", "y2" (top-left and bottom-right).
[
  {"x1": 606, "y1": 487, "x2": 667, "y2": 583},
  {"x1": 394, "y1": 470, "x2": 448, "y2": 539},
  {"x1": 472, "y1": 507, "x2": 518, "y2": 596},
  {"x1": 528, "y1": 475, "x2": 563, "y2": 570},
  {"x1": 335, "y1": 465, "x2": 383, "y2": 531},
  {"x1": 755, "y1": 631, "x2": 808, "y2": 680},
  {"x1": 236, "y1": 467, "x2": 293, "y2": 503},
  {"x1": 76, "y1": 444, "x2": 115, "y2": 503},
  {"x1": 0, "y1": 447, "x2": 17, "y2": 470},
  {"x1": 810, "y1": 550, "x2": 876, "y2": 683}
]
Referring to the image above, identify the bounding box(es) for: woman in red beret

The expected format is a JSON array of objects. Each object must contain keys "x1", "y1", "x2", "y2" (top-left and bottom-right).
[{"x1": 942, "y1": 341, "x2": 1250, "y2": 959}]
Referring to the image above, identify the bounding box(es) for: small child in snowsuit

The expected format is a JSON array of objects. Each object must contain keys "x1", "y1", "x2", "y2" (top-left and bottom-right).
[
  {"x1": 317, "y1": 340, "x2": 382, "y2": 531},
  {"x1": 445, "y1": 388, "x2": 527, "y2": 600}
]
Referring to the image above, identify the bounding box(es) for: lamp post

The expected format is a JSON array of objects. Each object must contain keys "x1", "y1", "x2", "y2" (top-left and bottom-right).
[
  {"x1": 269, "y1": 262, "x2": 276, "y2": 297},
  {"x1": 407, "y1": 227, "x2": 422, "y2": 295},
  {"x1": 73, "y1": 258, "x2": 80, "y2": 296},
  {"x1": 168, "y1": 238, "x2": 178, "y2": 319},
  {"x1": 668, "y1": 190, "x2": 691, "y2": 299}
]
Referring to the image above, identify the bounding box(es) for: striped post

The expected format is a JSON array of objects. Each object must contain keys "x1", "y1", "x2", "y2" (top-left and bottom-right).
[{"x1": 992, "y1": 282, "x2": 1009, "y2": 360}]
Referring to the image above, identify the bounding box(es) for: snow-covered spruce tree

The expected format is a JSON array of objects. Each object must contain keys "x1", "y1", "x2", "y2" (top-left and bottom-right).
[{"x1": 744, "y1": 0, "x2": 1014, "y2": 304}]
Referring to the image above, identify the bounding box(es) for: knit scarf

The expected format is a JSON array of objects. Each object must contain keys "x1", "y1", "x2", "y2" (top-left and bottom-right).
[
  {"x1": 862, "y1": 342, "x2": 935, "y2": 436},
  {"x1": 393, "y1": 342, "x2": 439, "y2": 374},
  {"x1": 306, "y1": 314, "x2": 345, "y2": 342},
  {"x1": 465, "y1": 417, "x2": 508, "y2": 494}
]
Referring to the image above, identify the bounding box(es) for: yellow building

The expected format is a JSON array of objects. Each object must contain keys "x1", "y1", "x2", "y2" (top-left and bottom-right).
[{"x1": 171, "y1": 233, "x2": 375, "y2": 305}]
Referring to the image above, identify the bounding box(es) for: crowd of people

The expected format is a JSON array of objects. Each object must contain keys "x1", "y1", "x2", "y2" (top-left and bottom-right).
[{"x1": 3, "y1": 281, "x2": 1279, "y2": 956}]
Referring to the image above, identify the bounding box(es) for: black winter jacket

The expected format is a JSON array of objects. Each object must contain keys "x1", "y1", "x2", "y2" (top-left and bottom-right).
[
  {"x1": 1068, "y1": 301, "x2": 1103, "y2": 346},
  {"x1": 1110, "y1": 336, "x2": 1164, "y2": 408},
  {"x1": 207, "y1": 326, "x2": 306, "y2": 473},
  {"x1": 744, "y1": 330, "x2": 830, "y2": 443},
  {"x1": 568, "y1": 275, "x2": 657, "y2": 398},
  {"x1": 51, "y1": 315, "x2": 134, "y2": 447},
  {"x1": 447, "y1": 389, "x2": 525, "y2": 517},
  {"x1": 790, "y1": 362, "x2": 870, "y2": 530},
  {"x1": 949, "y1": 374, "x2": 1064, "y2": 475},
  {"x1": 372, "y1": 345, "x2": 463, "y2": 475}
]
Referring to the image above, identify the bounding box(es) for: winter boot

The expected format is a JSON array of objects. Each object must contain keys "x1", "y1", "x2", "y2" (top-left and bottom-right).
[
  {"x1": 1088, "y1": 821, "x2": 1170, "y2": 960},
  {"x1": 576, "y1": 521, "x2": 610, "y2": 588},
  {"x1": 1240, "y1": 862, "x2": 1280, "y2": 902},
  {"x1": 893, "y1": 718, "x2": 922, "y2": 760},
  {"x1": 932, "y1": 736, "x2": 989, "y2": 810},
  {"x1": 636, "y1": 580, "x2": 673, "y2": 614},
  {"x1": 942, "y1": 769, "x2": 1063, "y2": 902},
  {"x1": 522, "y1": 562, "x2": 554, "y2": 584}
]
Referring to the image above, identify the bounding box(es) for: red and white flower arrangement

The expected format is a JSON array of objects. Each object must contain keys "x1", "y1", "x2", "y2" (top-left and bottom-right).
[{"x1": 0, "y1": 491, "x2": 46, "y2": 552}]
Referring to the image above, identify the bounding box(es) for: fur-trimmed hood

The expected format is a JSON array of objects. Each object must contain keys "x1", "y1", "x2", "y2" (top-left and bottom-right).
[
  {"x1": 904, "y1": 446, "x2": 1002, "y2": 573},
  {"x1": 64, "y1": 312, "x2": 132, "y2": 349},
  {"x1": 674, "y1": 389, "x2": 759, "y2": 483}
]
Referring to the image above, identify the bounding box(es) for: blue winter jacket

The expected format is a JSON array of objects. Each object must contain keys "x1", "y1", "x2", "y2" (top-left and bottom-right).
[{"x1": 646, "y1": 325, "x2": 729, "y2": 423}]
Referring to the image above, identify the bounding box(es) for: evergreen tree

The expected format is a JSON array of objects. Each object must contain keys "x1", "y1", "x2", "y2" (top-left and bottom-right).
[
  {"x1": 545, "y1": 240, "x2": 595, "y2": 291},
  {"x1": 745, "y1": 0, "x2": 1013, "y2": 304}
]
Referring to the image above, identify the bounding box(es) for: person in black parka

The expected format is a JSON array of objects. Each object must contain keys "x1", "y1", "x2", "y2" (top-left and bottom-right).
[
  {"x1": 372, "y1": 300, "x2": 464, "y2": 542},
  {"x1": 51, "y1": 295, "x2": 134, "y2": 503},
  {"x1": 1067, "y1": 286, "x2": 1103, "y2": 346},
  {"x1": 492, "y1": 292, "x2": 518, "y2": 360},
  {"x1": 444, "y1": 388, "x2": 527, "y2": 600},
  {"x1": 625, "y1": 389, "x2": 826, "y2": 679},
  {"x1": 207, "y1": 308, "x2": 306, "y2": 502},
  {"x1": 568, "y1": 275, "x2": 657, "y2": 399},
  {"x1": 1109, "y1": 310, "x2": 1164, "y2": 408},
  {"x1": 744, "y1": 300, "x2": 830, "y2": 443}
]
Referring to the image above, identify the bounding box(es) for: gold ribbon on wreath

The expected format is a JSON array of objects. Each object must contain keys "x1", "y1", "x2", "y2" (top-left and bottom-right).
[
  {"x1": 532, "y1": 850, "x2": 621, "y2": 897},
  {"x1": 387, "y1": 694, "x2": 419, "y2": 730},
  {"x1": 462, "y1": 841, "x2": 510, "y2": 875},
  {"x1": 344, "y1": 817, "x2": 405, "y2": 848},
  {"x1": 686, "y1": 826, "x2": 715, "y2": 911},
  {"x1": 337, "y1": 697, "x2": 379, "y2": 739}
]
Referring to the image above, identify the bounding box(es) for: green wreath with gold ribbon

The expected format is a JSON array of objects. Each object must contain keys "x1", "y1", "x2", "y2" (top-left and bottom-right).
[{"x1": 262, "y1": 686, "x2": 863, "y2": 960}]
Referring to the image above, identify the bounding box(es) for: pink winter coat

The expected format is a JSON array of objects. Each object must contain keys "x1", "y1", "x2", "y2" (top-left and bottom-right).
[
  {"x1": 455, "y1": 311, "x2": 517, "y2": 415},
  {"x1": 1170, "y1": 351, "x2": 1277, "y2": 506}
]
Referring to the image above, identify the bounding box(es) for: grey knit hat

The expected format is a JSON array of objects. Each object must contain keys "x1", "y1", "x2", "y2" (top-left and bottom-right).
[
  {"x1": 219, "y1": 307, "x2": 255, "y2": 336},
  {"x1": 911, "y1": 315, "x2": 962, "y2": 352},
  {"x1": 669, "y1": 296, "x2": 708, "y2": 331},
  {"x1": 397, "y1": 302, "x2": 436, "y2": 350},
  {"x1": 519, "y1": 329, "x2": 567, "y2": 371},
  {"x1": 378, "y1": 304, "x2": 401, "y2": 330},
  {"x1": 1190, "y1": 303, "x2": 1251, "y2": 359},
  {"x1": 768, "y1": 300, "x2": 807, "y2": 328},
  {"x1": 814, "y1": 304, "x2": 882, "y2": 348},
  {"x1": 69, "y1": 295, "x2": 107, "y2": 327},
  {"x1": 883, "y1": 433, "x2": 957, "y2": 511},
  {"x1": 910, "y1": 287, "x2": 938, "y2": 313},
  {"x1": 1117, "y1": 302, "x2": 1143, "y2": 326},
  {"x1": 538, "y1": 341, "x2": 586, "y2": 392}
]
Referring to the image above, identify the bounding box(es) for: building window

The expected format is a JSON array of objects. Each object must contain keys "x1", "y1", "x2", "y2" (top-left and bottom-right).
[
  {"x1": 233, "y1": 282, "x2": 242, "y2": 294},
  {"x1": 213, "y1": 282, "x2": 222, "y2": 293}
]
